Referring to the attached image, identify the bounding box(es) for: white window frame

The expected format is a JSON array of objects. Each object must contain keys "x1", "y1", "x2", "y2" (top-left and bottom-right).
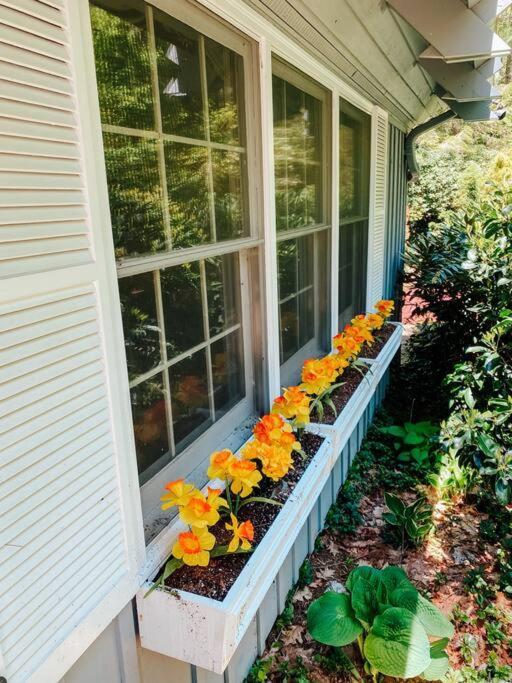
[{"x1": 71, "y1": 0, "x2": 385, "y2": 582}]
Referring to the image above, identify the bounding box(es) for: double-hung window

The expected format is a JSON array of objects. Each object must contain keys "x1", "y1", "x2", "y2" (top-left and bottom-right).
[
  {"x1": 338, "y1": 98, "x2": 371, "y2": 327},
  {"x1": 89, "y1": 0, "x2": 260, "y2": 531},
  {"x1": 272, "y1": 60, "x2": 331, "y2": 386}
]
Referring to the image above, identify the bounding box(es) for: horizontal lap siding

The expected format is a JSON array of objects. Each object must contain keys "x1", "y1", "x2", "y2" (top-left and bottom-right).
[
  {"x1": 383, "y1": 124, "x2": 407, "y2": 301},
  {"x1": 0, "y1": 0, "x2": 92, "y2": 280},
  {"x1": 0, "y1": 2, "x2": 142, "y2": 681}
]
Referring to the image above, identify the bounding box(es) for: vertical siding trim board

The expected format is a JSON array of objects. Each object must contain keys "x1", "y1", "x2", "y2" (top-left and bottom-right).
[
  {"x1": 384, "y1": 125, "x2": 407, "y2": 301},
  {"x1": 136, "y1": 327, "x2": 401, "y2": 674}
]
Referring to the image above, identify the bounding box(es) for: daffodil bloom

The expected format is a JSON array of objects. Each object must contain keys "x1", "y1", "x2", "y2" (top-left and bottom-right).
[
  {"x1": 253, "y1": 414, "x2": 301, "y2": 453},
  {"x1": 375, "y1": 299, "x2": 394, "y2": 318},
  {"x1": 365, "y1": 312, "x2": 384, "y2": 330},
  {"x1": 272, "y1": 386, "x2": 311, "y2": 426},
  {"x1": 348, "y1": 319, "x2": 374, "y2": 343},
  {"x1": 343, "y1": 325, "x2": 366, "y2": 344},
  {"x1": 161, "y1": 478, "x2": 197, "y2": 510},
  {"x1": 179, "y1": 493, "x2": 220, "y2": 528},
  {"x1": 300, "y1": 358, "x2": 334, "y2": 396},
  {"x1": 331, "y1": 353, "x2": 349, "y2": 373},
  {"x1": 261, "y1": 444, "x2": 294, "y2": 480},
  {"x1": 207, "y1": 449, "x2": 235, "y2": 480},
  {"x1": 228, "y1": 458, "x2": 262, "y2": 497},
  {"x1": 226, "y1": 513, "x2": 254, "y2": 552},
  {"x1": 205, "y1": 486, "x2": 228, "y2": 511},
  {"x1": 333, "y1": 333, "x2": 362, "y2": 360},
  {"x1": 172, "y1": 528, "x2": 216, "y2": 566}
]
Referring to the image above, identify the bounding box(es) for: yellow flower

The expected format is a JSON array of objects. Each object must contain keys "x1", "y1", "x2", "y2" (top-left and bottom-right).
[
  {"x1": 253, "y1": 413, "x2": 301, "y2": 453},
  {"x1": 366, "y1": 312, "x2": 384, "y2": 330},
  {"x1": 207, "y1": 449, "x2": 235, "y2": 480},
  {"x1": 172, "y1": 528, "x2": 216, "y2": 566},
  {"x1": 161, "y1": 479, "x2": 197, "y2": 510},
  {"x1": 300, "y1": 358, "x2": 334, "y2": 396},
  {"x1": 179, "y1": 493, "x2": 220, "y2": 528},
  {"x1": 205, "y1": 486, "x2": 228, "y2": 511},
  {"x1": 242, "y1": 440, "x2": 294, "y2": 481},
  {"x1": 331, "y1": 353, "x2": 349, "y2": 374},
  {"x1": 375, "y1": 299, "x2": 394, "y2": 318},
  {"x1": 350, "y1": 316, "x2": 374, "y2": 343},
  {"x1": 272, "y1": 386, "x2": 311, "y2": 427},
  {"x1": 228, "y1": 458, "x2": 262, "y2": 497},
  {"x1": 226, "y1": 513, "x2": 254, "y2": 552},
  {"x1": 333, "y1": 333, "x2": 362, "y2": 360}
]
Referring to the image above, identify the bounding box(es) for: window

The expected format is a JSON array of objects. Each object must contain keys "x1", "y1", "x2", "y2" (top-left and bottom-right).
[
  {"x1": 338, "y1": 98, "x2": 371, "y2": 327},
  {"x1": 272, "y1": 60, "x2": 330, "y2": 386},
  {"x1": 90, "y1": 0, "x2": 259, "y2": 510}
]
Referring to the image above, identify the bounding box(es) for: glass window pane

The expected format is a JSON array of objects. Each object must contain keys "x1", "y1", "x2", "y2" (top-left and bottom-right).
[
  {"x1": 205, "y1": 37, "x2": 245, "y2": 146},
  {"x1": 211, "y1": 330, "x2": 244, "y2": 416},
  {"x1": 165, "y1": 141, "x2": 211, "y2": 248},
  {"x1": 273, "y1": 75, "x2": 323, "y2": 231},
  {"x1": 206, "y1": 253, "x2": 240, "y2": 336},
  {"x1": 103, "y1": 132, "x2": 166, "y2": 258},
  {"x1": 119, "y1": 273, "x2": 160, "y2": 380},
  {"x1": 153, "y1": 8, "x2": 205, "y2": 139},
  {"x1": 170, "y1": 349, "x2": 211, "y2": 451},
  {"x1": 160, "y1": 262, "x2": 204, "y2": 358},
  {"x1": 212, "y1": 150, "x2": 246, "y2": 241},
  {"x1": 339, "y1": 99, "x2": 371, "y2": 220},
  {"x1": 131, "y1": 374, "x2": 169, "y2": 484},
  {"x1": 338, "y1": 219, "x2": 368, "y2": 326},
  {"x1": 298, "y1": 288, "x2": 314, "y2": 347},
  {"x1": 90, "y1": 1, "x2": 154, "y2": 130},
  {"x1": 280, "y1": 297, "x2": 299, "y2": 363}
]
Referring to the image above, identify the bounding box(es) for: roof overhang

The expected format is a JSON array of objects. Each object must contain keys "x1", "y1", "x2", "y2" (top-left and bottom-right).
[{"x1": 388, "y1": 0, "x2": 512, "y2": 121}]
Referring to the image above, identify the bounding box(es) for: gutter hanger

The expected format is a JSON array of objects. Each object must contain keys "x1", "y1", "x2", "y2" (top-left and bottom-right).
[{"x1": 405, "y1": 110, "x2": 457, "y2": 180}]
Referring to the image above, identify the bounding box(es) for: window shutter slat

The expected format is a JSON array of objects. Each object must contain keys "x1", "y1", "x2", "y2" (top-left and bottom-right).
[
  {"x1": 366, "y1": 108, "x2": 389, "y2": 307},
  {"x1": 0, "y1": 2, "x2": 144, "y2": 682}
]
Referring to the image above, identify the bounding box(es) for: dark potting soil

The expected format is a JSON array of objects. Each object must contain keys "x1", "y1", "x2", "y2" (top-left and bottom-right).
[
  {"x1": 360, "y1": 322, "x2": 395, "y2": 359},
  {"x1": 163, "y1": 432, "x2": 325, "y2": 601},
  {"x1": 310, "y1": 365, "x2": 370, "y2": 425}
]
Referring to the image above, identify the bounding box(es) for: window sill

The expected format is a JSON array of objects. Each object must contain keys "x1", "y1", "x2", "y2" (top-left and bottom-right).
[{"x1": 135, "y1": 323, "x2": 402, "y2": 674}]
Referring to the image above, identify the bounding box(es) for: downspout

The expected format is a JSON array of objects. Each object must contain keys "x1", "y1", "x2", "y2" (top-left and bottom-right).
[{"x1": 405, "y1": 110, "x2": 457, "y2": 181}]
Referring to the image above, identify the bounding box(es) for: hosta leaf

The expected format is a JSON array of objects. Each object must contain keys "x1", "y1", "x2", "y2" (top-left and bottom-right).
[
  {"x1": 383, "y1": 426, "x2": 407, "y2": 438},
  {"x1": 351, "y1": 577, "x2": 386, "y2": 627},
  {"x1": 346, "y1": 565, "x2": 382, "y2": 592},
  {"x1": 364, "y1": 607, "x2": 430, "y2": 679},
  {"x1": 390, "y1": 589, "x2": 454, "y2": 638},
  {"x1": 421, "y1": 641, "x2": 450, "y2": 681},
  {"x1": 403, "y1": 432, "x2": 425, "y2": 445},
  {"x1": 384, "y1": 492, "x2": 405, "y2": 516},
  {"x1": 307, "y1": 592, "x2": 362, "y2": 646},
  {"x1": 380, "y1": 566, "x2": 414, "y2": 594}
]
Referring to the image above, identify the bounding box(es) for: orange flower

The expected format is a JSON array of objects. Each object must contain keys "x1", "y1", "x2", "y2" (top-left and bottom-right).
[
  {"x1": 207, "y1": 449, "x2": 235, "y2": 480},
  {"x1": 172, "y1": 528, "x2": 215, "y2": 566},
  {"x1": 242, "y1": 440, "x2": 294, "y2": 481},
  {"x1": 226, "y1": 513, "x2": 254, "y2": 552},
  {"x1": 375, "y1": 299, "x2": 394, "y2": 318},
  {"x1": 300, "y1": 357, "x2": 335, "y2": 396},
  {"x1": 366, "y1": 312, "x2": 384, "y2": 330},
  {"x1": 333, "y1": 333, "x2": 362, "y2": 360},
  {"x1": 272, "y1": 386, "x2": 311, "y2": 427},
  {"x1": 349, "y1": 318, "x2": 374, "y2": 343},
  {"x1": 228, "y1": 459, "x2": 262, "y2": 497},
  {"x1": 205, "y1": 486, "x2": 228, "y2": 511},
  {"x1": 253, "y1": 413, "x2": 301, "y2": 452},
  {"x1": 179, "y1": 494, "x2": 220, "y2": 528},
  {"x1": 161, "y1": 479, "x2": 197, "y2": 510}
]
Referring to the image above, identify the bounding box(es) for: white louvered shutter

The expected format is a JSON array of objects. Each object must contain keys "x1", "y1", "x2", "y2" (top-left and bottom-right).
[
  {"x1": 366, "y1": 107, "x2": 388, "y2": 308},
  {"x1": 0, "y1": 2, "x2": 145, "y2": 682}
]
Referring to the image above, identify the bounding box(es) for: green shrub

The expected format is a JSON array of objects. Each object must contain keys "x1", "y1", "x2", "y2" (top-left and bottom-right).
[{"x1": 383, "y1": 492, "x2": 434, "y2": 549}]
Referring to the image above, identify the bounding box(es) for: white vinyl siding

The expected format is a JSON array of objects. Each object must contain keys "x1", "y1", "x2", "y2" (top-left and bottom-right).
[
  {"x1": 366, "y1": 107, "x2": 388, "y2": 307},
  {"x1": 0, "y1": 2, "x2": 144, "y2": 682}
]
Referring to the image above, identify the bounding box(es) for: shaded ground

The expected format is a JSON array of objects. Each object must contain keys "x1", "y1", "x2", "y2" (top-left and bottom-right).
[{"x1": 255, "y1": 489, "x2": 512, "y2": 682}]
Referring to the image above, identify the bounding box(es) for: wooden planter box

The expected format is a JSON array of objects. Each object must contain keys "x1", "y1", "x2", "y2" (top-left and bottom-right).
[
  {"x1": 136, "y1": 323, "x2": 402, "y2": 675},
  {"x1": 136, "y1": 435, "x2": 333, "y2": 674}
]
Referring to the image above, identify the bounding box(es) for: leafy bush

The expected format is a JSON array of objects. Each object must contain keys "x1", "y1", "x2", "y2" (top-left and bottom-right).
[
  {"x1": 381, "y1": 421, "x2": 439, "y2": 470},
  {"x1": 383, "y1": 492, "x2": 434, "y2": 549},
  {"x1": 427, "y1": 452, "x2": 478, "y2": 502},
  {"x1": 307, "y1": 565, "x2": 454, "y2": 681}
]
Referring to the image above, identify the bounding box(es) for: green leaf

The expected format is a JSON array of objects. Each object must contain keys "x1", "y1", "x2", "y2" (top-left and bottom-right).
[
  {"x1": 384, "y1": 491, "x2": 405, "y2": 516},
  {"x1": 476, "y1": 432, "x2": 500, "y2": 458},
  {"x1": 144, "y1": 557, "x2": 183, "y2": 598},
  {"x1": 421, "y1": 640, "x2": 450, "y2": 681},
  {"x1": 463, "y1": 388, "x2": 475, "y2": 409},
  {"x1": 351, "y1": 577, "x2": 383, "y2": 627},
  {"x1": 403, "y1": 432, "x2": 425, "y2": 445},
  {"x1": 379, "y1": 566, "x2": 413, "y2": 594},
  {"x1": 364, "y1": 607, "x2": 431, "y2": 679},
  {"x1": 382, "y1": 512, "x2": 398, "y2": 525},
  {"x1": 346, "y1": 565, "x2": 382, "y2": 593},
  {"x1": 238, "y1": 496, "x2": 283, "y2": 508},
  {"x1": 390, "y1": 589, "x2": 454, "y2": 638},
  {"x1": 383, "y1": 425, "x2": 407, "y2": 438},
  {"x1": 398, "y1": 452, "x2": 412, "y2": 462},
  {"x1": 307, "y1": 592, "x2": 363, "y2": 646}
]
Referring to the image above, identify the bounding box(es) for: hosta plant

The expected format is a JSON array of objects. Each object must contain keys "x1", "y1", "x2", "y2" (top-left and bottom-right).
[
  {"x1": 307, "y1": 565, "x2": 454, "y2": 681},
  {"x1": 383, "y1": 491, "x2": 434, "y2": 550},
  {"x1": 381, "y1": 421, "x2": 439, "y2": 470}
]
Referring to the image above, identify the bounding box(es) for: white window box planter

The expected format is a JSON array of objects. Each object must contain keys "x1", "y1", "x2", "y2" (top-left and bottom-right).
[
  {"x1": 136, "y1": 433, "x2": 333, "y2": 674},
  {"x1": 308, "y1": 321, "x2": 403, "y2": 459},
  {"x1": 136, "y1": 323, "x2": 402, "y2": 675}
]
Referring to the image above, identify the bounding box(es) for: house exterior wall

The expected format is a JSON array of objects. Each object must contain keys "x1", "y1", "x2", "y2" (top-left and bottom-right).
[
  {"x1": 384, "y1": 125, "x2": 408, "y2": 302},
  {"x1": 60, "y1": 373, "x2": 390, "y2": 683},
  {"x1": 0, "y1": 1, "x2": 411, "y2": 681}
]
